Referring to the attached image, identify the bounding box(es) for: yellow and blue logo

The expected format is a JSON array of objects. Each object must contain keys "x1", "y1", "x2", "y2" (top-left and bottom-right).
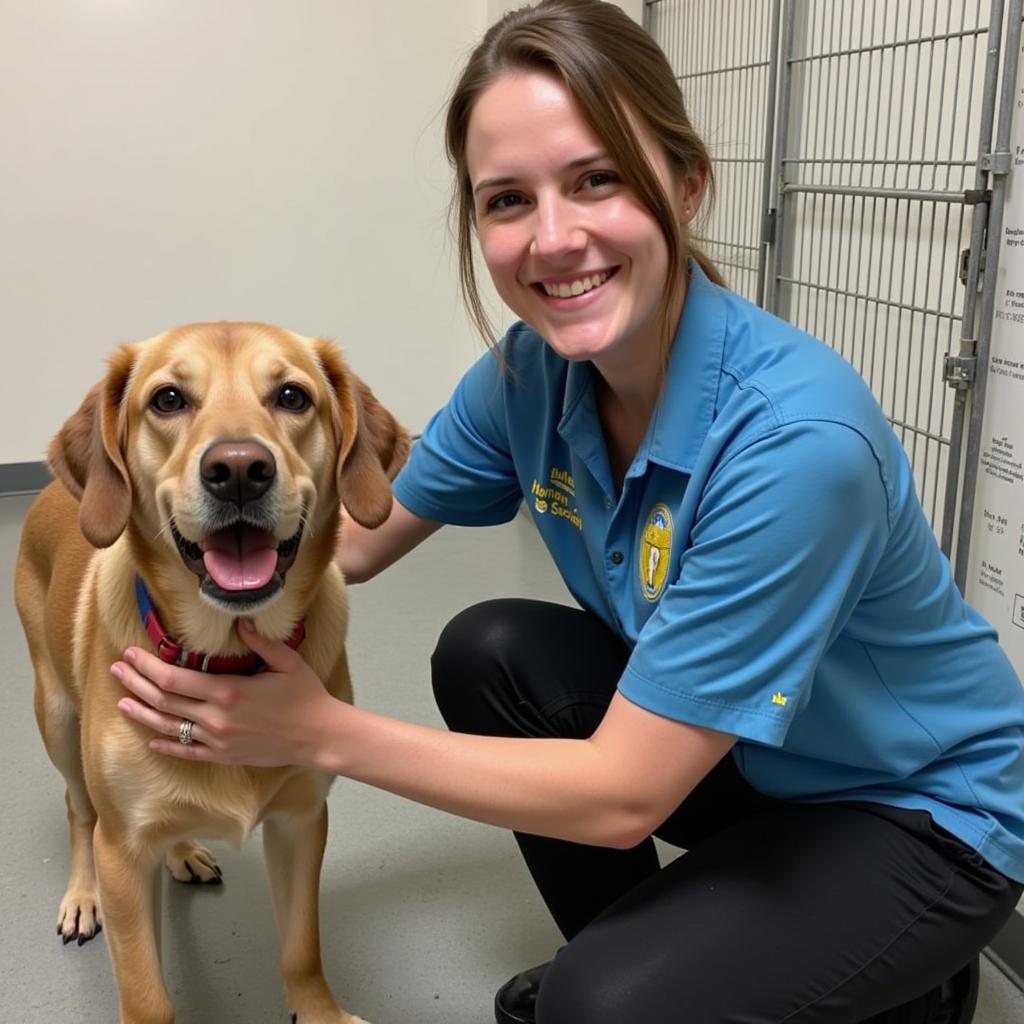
[{"x1": 639, "y1": 503, "x2": 673, "y2": 602}]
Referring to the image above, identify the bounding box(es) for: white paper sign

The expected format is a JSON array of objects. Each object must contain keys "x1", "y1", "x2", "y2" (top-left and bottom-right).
[{"x1": 965, "y1": 70, "x2": 1024, "y2": 676}]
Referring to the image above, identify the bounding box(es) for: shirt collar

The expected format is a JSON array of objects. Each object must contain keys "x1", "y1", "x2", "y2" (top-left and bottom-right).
[
  {"x1": 559, "y1": 358, "x2": 611, "y2": 494},
  {"x1": 645, "y1": 259, "x2": 727, "y2": 474}
]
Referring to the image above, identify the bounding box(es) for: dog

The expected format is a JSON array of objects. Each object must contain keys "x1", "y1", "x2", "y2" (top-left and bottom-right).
[{"x1": 14, "y1": 321, "x2": 409, "y2": 1023}]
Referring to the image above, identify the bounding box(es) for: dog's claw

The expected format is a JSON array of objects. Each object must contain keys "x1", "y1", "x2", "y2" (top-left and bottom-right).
[
  {"x1": 193, "y1": 863, "x2": 223, "y2": 885},
  {"x1": 60, "y1": 907, "x2": 80, "y2": 944},
  {"x1": 57, "y1": 900, "x2": 102, "y2": 946},
  {"x1": 166, "y1": 840, "x2": 223, "y2": 884}
]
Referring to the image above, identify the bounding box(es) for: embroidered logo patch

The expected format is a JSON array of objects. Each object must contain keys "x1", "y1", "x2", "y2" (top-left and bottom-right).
[
  {"x1": 639, "y1": 503, "x2": 673, "y2": 602},
  {"x1": 530, "y1": 468, "x2": 583, "y2": 531}
]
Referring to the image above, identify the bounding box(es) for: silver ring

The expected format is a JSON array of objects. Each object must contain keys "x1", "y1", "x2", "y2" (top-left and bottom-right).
[{"x1": 178, "y1": 719, "x2": 195, "y2": 745}]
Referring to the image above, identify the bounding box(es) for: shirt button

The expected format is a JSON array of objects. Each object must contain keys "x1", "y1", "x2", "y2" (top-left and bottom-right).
[
  {"x1": 610, "y1": 551, "x2": 624, "y2": 564},
  {"x1": 605, "y1": 498, "x2": 613, "y2": 510}
]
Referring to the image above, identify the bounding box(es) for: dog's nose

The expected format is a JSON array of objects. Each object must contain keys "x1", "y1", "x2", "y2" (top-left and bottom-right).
[{"x1": 200, "y1": 440, "x2": 277, "y2": 505}]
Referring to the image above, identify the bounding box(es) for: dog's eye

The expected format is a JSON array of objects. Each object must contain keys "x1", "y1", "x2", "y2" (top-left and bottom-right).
[
  {"x1": 149, "y1": 387, "x2": 188, "y2": 415},
  {"x1": 276, "y1": 385, "x2": 311, "y2": 413}
]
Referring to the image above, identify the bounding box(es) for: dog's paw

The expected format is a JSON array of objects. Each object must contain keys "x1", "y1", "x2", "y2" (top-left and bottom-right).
[
  {"x1": 165, "y1": 840, "x2": 223, "y2": 884},
  {"x1": 56, "y1": 890, "x2": 102, "y2": 945}
]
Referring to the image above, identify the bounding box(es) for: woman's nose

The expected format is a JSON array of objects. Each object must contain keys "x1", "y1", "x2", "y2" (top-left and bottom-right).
[{"x1": 530, "y1": 197, "x2": 586, "y2": 258}]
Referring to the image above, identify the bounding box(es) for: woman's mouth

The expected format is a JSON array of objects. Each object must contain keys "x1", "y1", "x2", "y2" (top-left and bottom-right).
[{"x1": 534, "y1": 267, "x2": 618, "y2": 301}]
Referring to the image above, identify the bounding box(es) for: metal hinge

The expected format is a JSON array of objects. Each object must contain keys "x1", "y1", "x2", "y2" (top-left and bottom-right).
[
  {"x1": 980, "y1": 150, "x2": 1012, "y2": 175},
  {"x1": 943, "y1": 352, "x2": 977, "y2": 390},
  {"x1": 761, "y1": 208, "x2": 777, "y2": 246}
]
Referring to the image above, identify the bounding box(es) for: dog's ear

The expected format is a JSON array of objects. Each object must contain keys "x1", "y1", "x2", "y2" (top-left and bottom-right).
[
  {"x1": 316, "y1": 341, "x2": 410, "y2": 529},
  {"x1": 47, "y1": 346, "x2": 135, "y2": 548}
]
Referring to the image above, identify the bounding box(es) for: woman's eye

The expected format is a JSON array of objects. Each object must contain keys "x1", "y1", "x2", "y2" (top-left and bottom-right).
[
  {"x1": 487, "y1": 192, "x2": 525, "y2": 212},
  {"x1": 149, "y1": 387, "x2": 188, "y2": 415},
  {"x1": 583, "y1": 171, "x2": 618, "y2": 190},
  {"x1": 276, "y1": 384, "x2": 312, "y2": 412}
]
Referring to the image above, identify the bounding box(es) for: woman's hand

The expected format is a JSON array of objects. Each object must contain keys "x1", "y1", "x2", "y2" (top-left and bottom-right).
[{"x1": 113, "y1": 619, "x2": 342, "y2": 768}]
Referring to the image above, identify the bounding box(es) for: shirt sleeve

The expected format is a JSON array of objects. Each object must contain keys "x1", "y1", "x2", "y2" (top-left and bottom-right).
[
  {"x1": 619, "y1": 419, "x2": 892, "y2": 746},
  {"x1": 392, "y1": 346, "x2": 523, "y2": 526}
]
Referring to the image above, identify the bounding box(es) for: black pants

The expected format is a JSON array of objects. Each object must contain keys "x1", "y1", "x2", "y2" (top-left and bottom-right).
[{"x1": 431, "y1": 599, "x2": 1022, "y2": 1024}]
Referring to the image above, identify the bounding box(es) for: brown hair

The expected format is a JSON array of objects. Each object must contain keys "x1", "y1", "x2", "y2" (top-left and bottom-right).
[{"x1": 445, "y1": 0, "x2": 723, "y2": 355}]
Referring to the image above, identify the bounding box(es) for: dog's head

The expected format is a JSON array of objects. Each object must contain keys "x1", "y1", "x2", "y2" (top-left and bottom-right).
[{"x1": 48, "y1": 322, "x2": 409, "y2": 615}]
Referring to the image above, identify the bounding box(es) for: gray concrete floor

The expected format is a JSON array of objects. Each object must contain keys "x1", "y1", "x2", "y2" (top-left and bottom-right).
[{"x1": 2, "y1": 491, "x2": 1022, "y2": 1023}]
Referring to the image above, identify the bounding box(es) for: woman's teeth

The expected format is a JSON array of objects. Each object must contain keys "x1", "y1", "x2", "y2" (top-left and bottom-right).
[{"x1": 542, "y1": 270, "x2": 610, "y2": 298}]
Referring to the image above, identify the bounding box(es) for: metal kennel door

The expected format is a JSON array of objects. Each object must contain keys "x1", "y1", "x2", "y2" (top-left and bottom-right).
[{"x1": 645, "y1": 0, "x2": 1012, "y2": 560}]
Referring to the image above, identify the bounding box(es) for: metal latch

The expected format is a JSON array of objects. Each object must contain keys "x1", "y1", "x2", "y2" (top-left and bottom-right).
[
  {"x1": 959, "y1": 247, "x2": 986, "y2": 287},
  {"x1": 943, "y1": 353, "x2": 977, "y2": 389}
]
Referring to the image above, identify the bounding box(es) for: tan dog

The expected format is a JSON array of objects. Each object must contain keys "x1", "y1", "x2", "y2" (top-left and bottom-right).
[{"x1": 14, "y1": 322, "x2": 409, "y2": 1024}]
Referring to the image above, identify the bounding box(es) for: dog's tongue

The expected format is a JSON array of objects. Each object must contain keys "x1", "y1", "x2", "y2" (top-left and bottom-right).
[{"x1": 202, "y1": 526, "x2": 278, "y2": 591}]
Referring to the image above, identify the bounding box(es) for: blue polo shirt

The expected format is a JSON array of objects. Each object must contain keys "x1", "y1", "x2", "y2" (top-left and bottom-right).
[{"x1": 393, "y1": 261, "x2": 1024, "y2": 882}]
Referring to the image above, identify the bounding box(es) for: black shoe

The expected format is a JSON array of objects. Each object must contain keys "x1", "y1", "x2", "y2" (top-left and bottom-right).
[{"x1": 494, "y1": 960, "x2": 551, "y2": 1024}]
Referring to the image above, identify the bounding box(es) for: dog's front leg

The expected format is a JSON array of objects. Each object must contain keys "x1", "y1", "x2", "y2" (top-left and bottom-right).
[
  {"x1": 263, "y1": 804, "x2": 369, "y2": 1024},
  {"x1": 94, "y1": 820, "x2": 174, "y2": 1024}
]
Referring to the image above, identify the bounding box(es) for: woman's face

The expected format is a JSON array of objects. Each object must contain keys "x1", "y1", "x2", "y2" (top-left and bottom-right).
[{"x1": 465, "y1": 70, "x2": 698, "y2": 370}]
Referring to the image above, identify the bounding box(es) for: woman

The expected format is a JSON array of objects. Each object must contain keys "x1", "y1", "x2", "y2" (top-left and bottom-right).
[{"x1": 114, "y1": 2, "x2": 1024, "y2": 1021}]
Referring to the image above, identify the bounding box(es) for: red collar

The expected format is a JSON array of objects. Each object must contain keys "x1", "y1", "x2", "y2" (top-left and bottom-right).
[{"x1": 135, "y1": 576, "x2": 305, "y2": 674}]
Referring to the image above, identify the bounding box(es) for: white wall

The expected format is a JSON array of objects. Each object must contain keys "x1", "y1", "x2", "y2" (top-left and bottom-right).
[
  {"x1": 0, "y1": 0, "x2": 649, "y2": 467},
  {"x1": 0, "y1": 0, "x2": 487, "y2": 463}
]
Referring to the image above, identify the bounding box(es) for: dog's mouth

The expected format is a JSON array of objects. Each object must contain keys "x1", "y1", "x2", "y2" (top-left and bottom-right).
[{"x1": 171, "y1": 518, "x2": 304, "y2": 607}]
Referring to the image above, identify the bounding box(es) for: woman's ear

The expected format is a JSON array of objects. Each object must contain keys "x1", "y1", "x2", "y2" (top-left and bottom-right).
[
  {"x1": 677, "y1": 166, "x2": 708, "y2": 226},
  {"x1": 46, "y1": 346, "x2": 135, "y2": 548}
]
